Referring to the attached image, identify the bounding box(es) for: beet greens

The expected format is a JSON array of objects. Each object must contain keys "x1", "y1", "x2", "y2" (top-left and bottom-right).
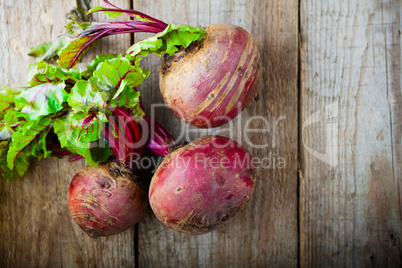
[
  {"x1": 0, "y1": 51, "x2": 152, "y2": 180},
  {"x1": 0, "y1": 0, "x2": 206, "y2": 181}
]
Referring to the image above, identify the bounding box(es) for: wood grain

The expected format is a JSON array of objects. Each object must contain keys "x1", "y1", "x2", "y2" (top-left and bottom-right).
[
  {"x1": 2, "y1": 0, "x2": 400, "y2": 267},
  {"x1": 299, "y1": 0, "x2": 402, "y2": 266},
  {"x1": 134, "y1": 0, "x2": 299, "y2": 266},
  {"x1": 0, "y1": 0, "x2": 135, "y2": 267}
]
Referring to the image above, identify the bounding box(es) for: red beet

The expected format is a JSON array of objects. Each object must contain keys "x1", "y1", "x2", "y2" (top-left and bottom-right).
[
  {"x1": 68, "y1": 162, "x2": 147, "y2": 238},
  {"x1": 149, "y1": 135, "x2": 257, "y2": 234},
  {"x1": 160, "y1": 24, "x2": 260, "y2": 128}
]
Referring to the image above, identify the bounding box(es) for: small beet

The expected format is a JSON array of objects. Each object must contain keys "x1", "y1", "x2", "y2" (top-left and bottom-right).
[
  {"x1": 149, "y1": 135, "x2": 257, "y2": 234},
  {"x1": 68, "y1": 162, "x2": 147, "y2": 238}
]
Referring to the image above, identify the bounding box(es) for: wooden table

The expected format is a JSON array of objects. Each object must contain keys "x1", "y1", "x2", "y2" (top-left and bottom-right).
[{"x1": 0, "y1": 0, "x2": 400, "y2": 267}]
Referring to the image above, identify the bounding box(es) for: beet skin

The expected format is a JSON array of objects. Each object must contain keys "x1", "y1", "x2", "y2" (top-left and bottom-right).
[
  {"x1": 149, "y1": 135, "x2": 257, "y2": 234},
  {"x1": 159, "y1": 24, "x2": 260, "y2": 128},
  {"x1": 68, "y1": 162, "x2": 147, "y2": 238}
]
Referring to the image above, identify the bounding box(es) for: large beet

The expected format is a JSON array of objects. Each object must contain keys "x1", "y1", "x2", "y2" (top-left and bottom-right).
[
  {"x1": 149, "y1": 135, "x2": 257, "y2": 234},
  {"x1": 68, "y1": 162, "x2": 147, "y2": 238},
  {"x1": 160, "y1": 24, "x2": 260, "y2": 128}
]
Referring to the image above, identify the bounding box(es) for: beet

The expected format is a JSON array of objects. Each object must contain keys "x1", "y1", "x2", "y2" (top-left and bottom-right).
[
  {"x1": 160, "y1": 24, "x2": 260, "y2": 128},
  {"x1": 68, "y1": 162, "x2": 147, "y2": 238},
  {"x1": 149, "y1": 135, "x2": 257, "y2": 234}
]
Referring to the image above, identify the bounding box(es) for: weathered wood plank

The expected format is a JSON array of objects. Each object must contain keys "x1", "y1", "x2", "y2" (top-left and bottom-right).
[
  {"x1": 0, "y1": 0, "x2": 135, "y2": 267},
  {"x1": 387, "y1": 0, "x2": 402, "y2": 260},
  {"x1": 135, "y1": 0, "x2": 299, "y2": 266},
  {"x1": 299, "y1": 0, "x2": 402, "y2": 266}
]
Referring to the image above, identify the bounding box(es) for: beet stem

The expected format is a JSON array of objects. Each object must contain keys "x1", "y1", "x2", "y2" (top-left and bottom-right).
[
  {"x1": 51, "y1": 150, "x2": 72, "y2": 156},
  {"x1": 103, "y1": 117, "x2": 126, "y2": 165},
  {"x1": 69, "y1": 29, "x2": 114, "y2": 69},
  {"x1": 66, "y1": 1, "x2": 170, "y2": 67},
  {"x1": 101, "y1": 126, "x2": 120, "y2": 162},
  {"x1": 114, "y1": 108, "x2": 142, "y2": 145},
  {"x1": 111, "y1": 108, "x2": 135, "y2": 166},
  {"x1": 144, "y1": 116, "x2": 176, "y2": 156},
  {"x1": 47, "y1": 143, "x2": 62, "y2": 149},
  {"x1": 99, "y1": 0, "x2": 168, "y2": 28},
  {"x1": 79, "y1": 21, "x2": 164, "y2": 37},
  {"x1": 69, "y1": 155, "x2": 84, "y2": 162}
]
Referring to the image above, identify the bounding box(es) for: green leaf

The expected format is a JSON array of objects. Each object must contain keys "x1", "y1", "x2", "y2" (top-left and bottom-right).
[
  {"x1": 82, "y1": 53, "x2": 119, "y2": 79},
  {"x1": 65, "y1": 21, "x2": 83, "y2": 36},
  {"x1": 28, "y1": 42, "x2": 53, "y2": 59},
  {"x1": 26, "y1": 61, "x2": 81, "y2": 82},
  {"x1": 87, "y1": 6, "x2": 123, "y2": 18},
  {"x1": 66, "y1": 0, "x2": 92, "y2": 22},
  {"x1": 0, "y1": 140, "x2": 8, "y2": 157},
  {"x1": 3, "y1": 155, "x2": 30, "y2": 181},
  {"x1": 65, "y1": 20, "x2": 99, "y2": 35},
  {"x1": 87, "y1": 5, "x2": 154, "y2": 22},
  {"x1": 0, "y1": 122, "x2": 12, "y2": 141},
  {"x1": 28, "y1": 37, "x2": 72, "y2": 62},
  {"x1": 0, "y1": 86, "x2": 21, "y2": 120},
  {"x1": 90, "y1": 56, "x2": 150, "y2": 92},
  {"x1": 126, "y1": 24, "x2": 205, "y2": 61},
  {"x1": 7, "y1": 116, "x2": 54, "y2": 170},
  {"x1": 0, "y1": 140, "x2": 10, "y2": 172},
  {"x1": 127, "y1": 103, "x2": 145, "y2": 121},
  {"x1": 68, "y1": 56, "x2": 148, "y2": 112},
  {"x1": 3, "y1": 110, "x2": 19, "y2": 133},
  {"x1": 68, "y1": 109, "x2": 108, "y2": 143},
  {"x1": 90, "y1": 137, "x2": 111, "y2": 162},
  {"x1": 68, "y1": 80, "x2": 107, "y2": 111},
  {"x1": 15, "y1": 82, "x2": 68, "y2": 120},
  {"x1": 57, "y1": 36, "x2": 98, "y2": 68},
  {"x1": 14, "y1": 62, "x2": 78, "y2": 121},
  {"x1": 53, "y1": 113, "x2": 108, "y2": 166},
  {"x1": 109, "y1": 80, "x2": 141, "y2": 110},
  {"x1": 0, "y1": 140, "x2": 30, "y2": 181}
]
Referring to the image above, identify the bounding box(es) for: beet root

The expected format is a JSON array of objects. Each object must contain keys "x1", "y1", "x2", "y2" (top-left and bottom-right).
[
  {"x1": 68, "y1": 162, "x2": 147, "y2": 238},
  {"x1": 160, "y1": 24, "x2": 260, "y2": 128},
  {"x1": 149, "y1": 135, "x2": 257, "y2": 234}
]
